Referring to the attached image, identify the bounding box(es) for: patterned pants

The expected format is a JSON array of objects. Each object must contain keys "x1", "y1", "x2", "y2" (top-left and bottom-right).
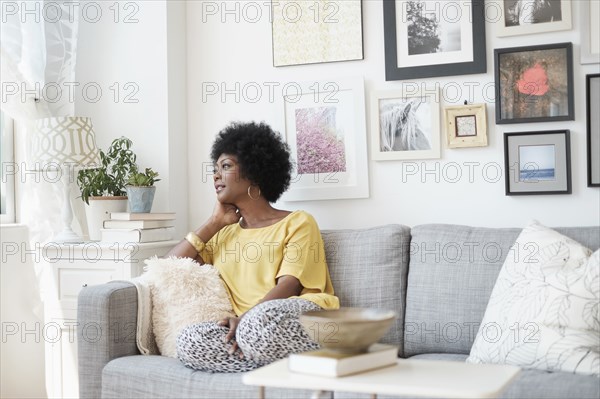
[{"x1": 176, "y1": 298, "x2": 321, "y2": 373}]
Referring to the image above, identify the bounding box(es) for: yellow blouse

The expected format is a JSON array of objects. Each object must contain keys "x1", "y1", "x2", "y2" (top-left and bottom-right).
[{"x1": 200, "y1": 210, "x2": 339, "y2": 316}]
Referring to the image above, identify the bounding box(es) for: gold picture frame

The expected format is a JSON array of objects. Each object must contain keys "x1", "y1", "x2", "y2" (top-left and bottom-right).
[{"x1": 444, "y1": 104, "x2": 488, "y2": 148}]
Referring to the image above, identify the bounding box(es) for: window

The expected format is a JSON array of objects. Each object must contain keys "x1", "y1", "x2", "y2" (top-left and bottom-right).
[{"x1": 1, "y1": 111, "x2": 15, "y2": 223}]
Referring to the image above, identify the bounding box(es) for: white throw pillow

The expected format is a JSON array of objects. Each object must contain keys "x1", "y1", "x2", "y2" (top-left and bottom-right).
[
  {"x1": 466, "y1": 221, "x2": 600, "y2": 376},
  {"x1": 143, "y1": 256, "x2": 235, "y2": 357}
]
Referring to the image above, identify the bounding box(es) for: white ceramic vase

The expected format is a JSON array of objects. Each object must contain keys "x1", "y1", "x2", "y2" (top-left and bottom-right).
[{"x1": 84, "y1": 197, "x2": 128, "y2": 240}]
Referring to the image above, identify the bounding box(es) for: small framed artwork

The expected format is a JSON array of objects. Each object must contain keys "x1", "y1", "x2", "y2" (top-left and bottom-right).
[
  {"x1": 494, "y1": 42, "x2": 574, "y2": 124},
  {"x1": 444, "y1": 103, "x2": 488, "y2": 148},
  {"x1": 276, "y1": 77, "x2": 369, "y2": 201},
  {"x1": 504, "y1": 130, "x2": 571, "y2": 195},
  {"x1": 493, "y1": 0, "x2": 572, "y2": 37},
  {"x1": 370, "y1": 88, "x2": 440, "y2": 161},
  {"x1": 271, "y1": 0, "x2": 363, "y2": 67},
  {"x1": 581, "y1": 0, "x2": 600, "y2": 64},
  {"x1": 587, "y1": 74, "x2": 600, "y2": 187},
  {"x1": 383, "y1": 0, "x2": 486, "y2": 80}
]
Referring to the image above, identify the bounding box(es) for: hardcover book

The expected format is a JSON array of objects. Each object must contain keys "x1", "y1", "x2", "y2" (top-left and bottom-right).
[
  {"x1": 288, "y1": 344, "x2": 398, "y2": 377},
  {"x1": 109, "y1": 212, "x2": 176, "y2": 221},
  {"x1": 100, "y1": 227, "x2": 175, "y2": 243}
]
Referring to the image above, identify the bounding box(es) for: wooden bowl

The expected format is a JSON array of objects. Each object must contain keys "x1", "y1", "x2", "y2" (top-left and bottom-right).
[{"x1": 299, "y1": 308, "x2": 396, "y2": 354}]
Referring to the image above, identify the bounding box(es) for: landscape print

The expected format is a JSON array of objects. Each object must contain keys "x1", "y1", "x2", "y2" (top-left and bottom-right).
[
  {"x1": 294, "y1": 107, "x2": 347, "y2": 174},
  {"x1": 519, "y1": 144, "x2": 556, "y2": 181},
  {"x1": 406, "y1": 0, "x2": 461, "y2": 55}
]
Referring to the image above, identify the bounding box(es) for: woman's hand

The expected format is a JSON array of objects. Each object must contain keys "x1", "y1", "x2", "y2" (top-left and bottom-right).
[
  {"x1": 218, "y1": 316, "x2": 244, "y2": 358},
  {"x1": 210, "y1": 202, "x2": 240, "y2": 230}
]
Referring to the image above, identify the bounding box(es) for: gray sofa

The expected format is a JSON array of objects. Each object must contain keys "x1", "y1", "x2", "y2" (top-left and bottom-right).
[{"x1": 78, "y1": 224, "x2": 600, "y2": 398}]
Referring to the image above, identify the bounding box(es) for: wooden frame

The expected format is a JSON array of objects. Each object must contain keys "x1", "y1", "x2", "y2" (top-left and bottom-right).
[
  {"x1": 271, "y1": 0, "x2": 364, "y2": 67},
  {"x1": 370, "y1": 88, "x2": 440, "y2": 161},
  {"x1": 276, "y1": 77, "x2": 369, "y2": 201},
  {"x1": 504, "y1": 130, "x2": 571, "y2": 195},
  {"x1": 493, "y1": 0, "x2": 572, "y2": 37},
  {"x1": 580, "y1": 0, "x2": 600, "y2": 64},
  {"x1": 383, "y1": 0, "x2": 486, "y2": 80},
  {"x1": 494, "y1": 42, "x2": 574, "y2": 124},
  {"x1": 444, "y1": 104, "x2": 488, "y2": 148},
  {"x1": 587, "y1": 74, "x2": 600, "y2": 187}
]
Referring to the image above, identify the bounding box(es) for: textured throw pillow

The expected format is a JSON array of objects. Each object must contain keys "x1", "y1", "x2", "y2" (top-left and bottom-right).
[
  {"x1": 466, "y1": 221, "x2": 599, "y2": 376},
  {"x1": 143, "y1": 256, "x2": 235, "y2": 357}
]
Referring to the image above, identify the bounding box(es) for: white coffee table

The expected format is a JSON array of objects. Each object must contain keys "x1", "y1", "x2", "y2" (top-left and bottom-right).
[{"x1": 242, "y1": 358, "x2": 520, "y2": 399}]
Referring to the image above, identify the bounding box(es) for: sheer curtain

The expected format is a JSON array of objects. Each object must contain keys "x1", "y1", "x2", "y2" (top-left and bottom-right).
[{"x1": 0, "y1": 1, "x2": 81, "y2": 313}]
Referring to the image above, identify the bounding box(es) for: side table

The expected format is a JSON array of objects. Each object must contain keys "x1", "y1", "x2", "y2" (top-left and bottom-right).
[
  {"x1": 242, "y1": 357, "x2": 520, "y2": 399},
  {"x1": 42, "y1": 240, "x2": 178, "y2": 399}
]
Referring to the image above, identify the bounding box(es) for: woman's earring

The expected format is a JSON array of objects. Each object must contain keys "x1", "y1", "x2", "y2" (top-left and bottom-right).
[{"x1": 247, "y1": 185, "x2": 261, "y2": 200}]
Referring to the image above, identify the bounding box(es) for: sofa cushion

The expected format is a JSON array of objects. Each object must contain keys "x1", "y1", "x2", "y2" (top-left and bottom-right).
[
  {"x1": 321, "y1": 225, "x2": 411, "y2": 356},
  {"x1": 467, "y1": 222, "x2": 599, "y2": 375},
  {"x1": 404, "y1": 224, "x2": 600, "y2": 357},
  {"x1": 102, "y1": 355, "x2": 330, "y2": 399}
]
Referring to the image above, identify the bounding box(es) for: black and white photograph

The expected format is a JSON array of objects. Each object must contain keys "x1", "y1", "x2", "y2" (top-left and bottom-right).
[
  {"x1": 383, "y1": 0, "x2": 486, "y2": 80},
  {"x1": 504, "y1": 0, "x2": 562, "y2": 27},
  {"x1": 406, "y1": 0, "x2": 461, "y2": 55},
  {"x1": 371, "y1": 89, "x2": 440, "y2": 160},
  {"x1": 495, "y1": 0, "x2": 571, "y2": 37},
  {"x1": 504, "y1": 130, "x2": 571, "y2": 195}
]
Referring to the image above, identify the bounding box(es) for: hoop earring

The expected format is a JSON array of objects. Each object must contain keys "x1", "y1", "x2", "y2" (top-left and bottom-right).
[{"x1": 247, "y1": 185, "x2": 261, "y2": 200}]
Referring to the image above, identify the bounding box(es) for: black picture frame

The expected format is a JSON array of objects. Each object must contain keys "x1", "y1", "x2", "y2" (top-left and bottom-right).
[
  {"x1": 494, "y1": 42, "x2": 574, "y2": 124},
  {"x1": 587, "y1": 74, "x2": 600, "y2": 187},
  {"x1": 504, "y1": 130, "x2": 571, "y2": 196},
  {"x1": 383, "y1": 0, "x2": 486, "y2": 81}
]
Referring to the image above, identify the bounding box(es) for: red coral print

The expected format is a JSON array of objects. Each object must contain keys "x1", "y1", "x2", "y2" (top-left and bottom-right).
[{"x1": 517, "y1": 63, "x2": 549, "y2": 96}]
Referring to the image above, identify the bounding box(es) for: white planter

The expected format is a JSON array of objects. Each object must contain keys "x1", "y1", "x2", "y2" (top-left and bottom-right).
[{"x1": 84, "y1": 197, "x2": 128, "y2": 240}]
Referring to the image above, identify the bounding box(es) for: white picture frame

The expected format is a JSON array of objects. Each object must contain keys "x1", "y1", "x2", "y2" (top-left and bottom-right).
[
  {"x1": 444, "y1": 103, "x2": 488, "y2": 148},
  {"x1": 276, "y1": 77, "x2": 369, "y2": 202},
  {"x1": 580, "y1": 0, "x2": 600, "y2": 64},
  {"x1": 370, "y1": 88, "x2": 441, "y2": 161},
  {"x1": 493, "y1": 0, "x2": 572, "y2": 37}
]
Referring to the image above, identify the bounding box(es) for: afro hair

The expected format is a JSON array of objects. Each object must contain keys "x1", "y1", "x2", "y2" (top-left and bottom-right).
[{"x1": 211, "y1": 122, "x2": 293, "y2": 203}]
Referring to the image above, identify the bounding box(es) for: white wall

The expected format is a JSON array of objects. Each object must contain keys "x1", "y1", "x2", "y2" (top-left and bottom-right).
[
  {"x1": 75, "y1": 0, "x2": 187, "y2": 237},
  {"x1": 0, "y1": 225, "x2": 47, "y2": 399},
  {"x1": 186, "y1": 0, "x2": 599, "y2": 230}
]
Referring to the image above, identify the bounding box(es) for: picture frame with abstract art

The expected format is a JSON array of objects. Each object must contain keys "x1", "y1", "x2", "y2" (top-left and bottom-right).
[
  {"x1": 580, "y1": 0, "x2": 600, "y2": 64},
  {"x1": 370, "y1": 88, "x2": 440, "y2": 161},
  {"x1": 493, "y1": 0, "x2": 572, "y2": 37},
  {"x1": 383, "y1": 0, "x2": 486, "y2": 80},
  {"x1": 587, "y1": 74, "x2": 600, "y2": 187},
  {"x1": 271, "y1": 0, "x2": 363, "y2": 67},
  {"x1": 494, "y1": 42, "x2": 574, "y2": 124},
  {"x1": 276, "y1": 77, "x2": 369, "y2": 201},
  {"x1": 444, "y1": 103, "x2": 488, "y2": 148},
  {"x1": 504, "y1": 130, "x2": 571, "y2": 195}
]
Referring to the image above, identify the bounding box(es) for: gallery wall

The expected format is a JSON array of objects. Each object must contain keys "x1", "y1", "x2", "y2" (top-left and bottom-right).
[{"x1": 186, "y1": 0, "x2": 599, "y2": 230}]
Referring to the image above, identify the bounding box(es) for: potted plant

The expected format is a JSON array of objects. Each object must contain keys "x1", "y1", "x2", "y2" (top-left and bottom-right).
[
  {"x1": 126, "y1": 168, "x2": 160, "y2": 213},
  {"x1": 77, "y1": 137, "x2": 137, "y2": 240}
]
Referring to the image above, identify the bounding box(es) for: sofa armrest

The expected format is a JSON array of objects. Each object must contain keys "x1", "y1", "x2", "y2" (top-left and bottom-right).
[{"x1": 78, "y1": 281, "x2": 139, "y2": 399}]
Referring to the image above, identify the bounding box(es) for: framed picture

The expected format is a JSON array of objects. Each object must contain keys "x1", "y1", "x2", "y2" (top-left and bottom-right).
[
  {"x1": 383, "y1": 0, "x2": 486, "y2": 81},
  {"x1": 370, "y1": 88, "x2": 440, "y2": 161},
  {"x1": 587, "y1": 74, "x2": 600, "y2": 187},
  {"x1": 581, "y1": 0, "x2": 600, "y2": 64},
  {"x1": 504, "y1": 130, "x2": 571, "y2": 195},
  {"x1": 494, "y1": 42, "x2": 574, "y2": 124},
  {"x1": 444, "y1": 103, "x2": 488, "y2": 148},
  {"x1": 271, "y1": 0, "x2": 363, "y2": 67},
  {"x1": 493, "y1": 0, "x2": 572, "y2": 37},
  {"x1": 276, "y1": 77, "x2": 369, "y2": 201}
]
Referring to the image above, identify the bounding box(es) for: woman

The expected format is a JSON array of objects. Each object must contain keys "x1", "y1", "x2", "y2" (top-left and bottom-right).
[{"x1": 167, "y1": 121, "x2": 339, "y2": 373}]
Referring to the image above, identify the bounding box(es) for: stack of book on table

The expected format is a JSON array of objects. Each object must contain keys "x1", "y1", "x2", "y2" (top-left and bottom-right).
[
  {"x1": 288, "y1": 343, "x2": 398, "y2": 377},
  {"x1": 100, "y1": 212, "x2": 176, "y2": 243}
]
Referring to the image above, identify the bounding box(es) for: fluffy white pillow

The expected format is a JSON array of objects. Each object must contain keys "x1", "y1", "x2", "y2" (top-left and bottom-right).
[
  {"x1": 467, "y1": 221, "x2": 600, "y2": 376},
  {"x1": 143, "y1": 256, "x2": 235, "y2": 357}
]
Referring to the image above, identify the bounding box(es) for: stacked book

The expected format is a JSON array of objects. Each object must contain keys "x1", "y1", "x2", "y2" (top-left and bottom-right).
[
  {"x1": 288, "y1": 343, "x2": 398, "y2": 377},
  {"x1": 100, "y1": 212, "x2": 176, "y2": 243}
]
